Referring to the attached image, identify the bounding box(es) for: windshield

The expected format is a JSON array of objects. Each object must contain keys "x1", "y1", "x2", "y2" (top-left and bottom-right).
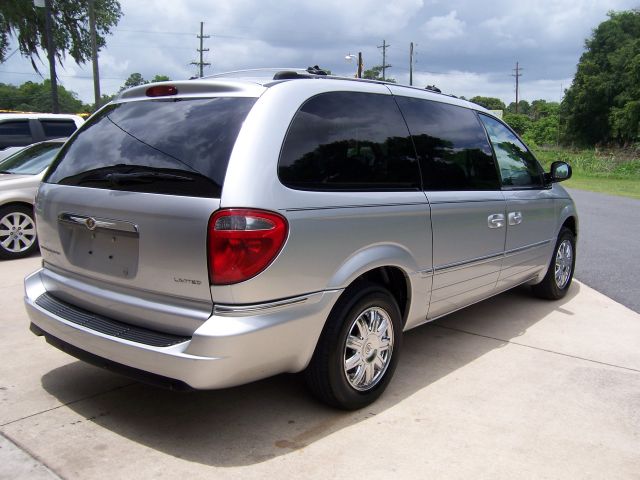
[
  {"x1": 0, "y1": 143, "x2": 62, "y2": 175},
  {"x1": 45, "y1": 97, "x2": 257, "y2": 198}
]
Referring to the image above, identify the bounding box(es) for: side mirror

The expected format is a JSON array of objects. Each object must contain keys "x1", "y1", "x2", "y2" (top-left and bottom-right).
[{"x1": 549, "y1": 161, "x2": 572, "y2": 183}]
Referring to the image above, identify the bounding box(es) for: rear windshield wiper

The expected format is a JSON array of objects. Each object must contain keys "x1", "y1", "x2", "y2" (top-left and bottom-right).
[{"x1": 104, "y1": 171, "x2": 195, "y2": 186}]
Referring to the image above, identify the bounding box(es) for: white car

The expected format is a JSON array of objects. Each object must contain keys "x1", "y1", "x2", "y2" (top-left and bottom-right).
[
  {"x1": 0, "y1": 138, "x2": 67, "y2": 259},
  {"x1": 0, "y1": 113, "x2": 83, "y2": 152}
]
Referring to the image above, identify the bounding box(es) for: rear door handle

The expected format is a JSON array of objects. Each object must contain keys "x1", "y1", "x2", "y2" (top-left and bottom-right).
[
  {"x1": 488, "y1": 214, "x2": 505, "y2": 229},
  {"x1": 508, "y1": 211, "x2": 523, "y2": 225}
]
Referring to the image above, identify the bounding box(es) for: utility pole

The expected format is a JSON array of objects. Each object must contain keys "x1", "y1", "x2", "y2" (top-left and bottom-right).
[
  {"x1": 512, "y1": 61, "x2": 523, "y2": 113},
  {"x1": 357, "y1": 52, "x2": 363, "y2": 79},
  {"x1": 409, "y1": 42, "x2": 414, "y2": 86},
  {"x1": 88, "y1": 0, "x2": 101, "y2": 111},
  {"x1": 377, "y1": 39, "x2": 391, "y2": 81},
  {"x1": 191, "y1": 22, "x2": 211, "y2": 78},
  {"x1": 37, "y1": 0, "x2": 59, "y2": 113}
]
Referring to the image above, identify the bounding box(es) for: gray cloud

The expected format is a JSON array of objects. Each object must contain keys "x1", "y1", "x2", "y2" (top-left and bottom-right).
[{"x1": 1, "y1": 0, "x2": 637, "y2": 105}]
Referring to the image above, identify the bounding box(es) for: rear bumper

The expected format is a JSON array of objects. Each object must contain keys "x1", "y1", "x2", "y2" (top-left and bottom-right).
[{"x1": 25, "y1": 269, "x2": 342, "y2": 389}]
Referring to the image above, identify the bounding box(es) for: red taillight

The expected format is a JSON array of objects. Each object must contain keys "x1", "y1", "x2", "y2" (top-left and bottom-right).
[
  {"x1": 146, "y1": 85, "x2": 178, "y2": 97},
  {"x1": 208, "y1": 209, "x2": 288, "y2": 285}
]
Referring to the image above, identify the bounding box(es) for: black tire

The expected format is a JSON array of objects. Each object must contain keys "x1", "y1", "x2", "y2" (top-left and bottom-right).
[
  {"x1": 305, "y1": 282, "x2": 402, "y2": 410},
  {"x1": 0, "y1": 204, "x2": 38, "y2": 260},
  {"x1": 532, "y1": 227, "x2": 576, "y2": 300}
]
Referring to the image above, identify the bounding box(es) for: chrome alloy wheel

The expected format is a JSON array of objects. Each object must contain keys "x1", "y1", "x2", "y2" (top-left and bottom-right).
[
  {"x1": 0, "y1": 212, "x2": 36, "y2": 253},
  {"x1": 343, "y1": 306, "x2": 394, "y2": 391},
  {"x1": 554, "y1": 239, "x2": 573, "y2": 289}
]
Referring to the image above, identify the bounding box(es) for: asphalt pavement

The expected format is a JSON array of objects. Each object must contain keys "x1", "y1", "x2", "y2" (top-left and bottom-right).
[{"x1": 567, "y1": 188, "x2": 640, "y2": 313}]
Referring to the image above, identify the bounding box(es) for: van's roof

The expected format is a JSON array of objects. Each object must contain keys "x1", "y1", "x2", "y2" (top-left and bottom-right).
[{"x1": 115, "y1": 68, "x2": 489, "y2": 113}]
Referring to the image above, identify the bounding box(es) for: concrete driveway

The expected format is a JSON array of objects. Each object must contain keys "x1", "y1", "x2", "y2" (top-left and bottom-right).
[{"x1": 1, "y1": 256, "x2": 639, "y2": 479}]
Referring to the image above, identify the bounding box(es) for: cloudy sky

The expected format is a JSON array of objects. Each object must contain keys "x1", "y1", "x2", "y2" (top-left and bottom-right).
[{"x1": 1, "y1": 0, "x2": 638, "y2": 105}]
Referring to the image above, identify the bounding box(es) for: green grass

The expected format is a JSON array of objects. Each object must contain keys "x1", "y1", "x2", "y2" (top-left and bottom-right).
[{"x1": 533, "y1": 147, "x2": 640, "y2": 199}]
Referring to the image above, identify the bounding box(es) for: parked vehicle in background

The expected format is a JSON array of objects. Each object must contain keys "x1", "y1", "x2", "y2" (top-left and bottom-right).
[
  {"x1": 0, "y1": 146, "x2": 26, "y2": 162},
  {"x1": 24, "y1": 70, "x2": 577, "y2": 409},
  {"x1": 0, "y1": 113, "x2": 83, "y2": 151},
  {"x1": 0, "y1": 138, "x2": 67, "y2": 259}
]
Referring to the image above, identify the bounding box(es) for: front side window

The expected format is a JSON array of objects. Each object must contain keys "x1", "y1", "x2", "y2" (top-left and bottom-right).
[
  {"x1": 279, "y1": 92, "x2": 420, "y2": 191},
  {"x1": 479, "y1": 114, "x2": 544, "y2": 188},
  {"x1": 395, "y1": 97, "x2": 500, "y2": 191}
]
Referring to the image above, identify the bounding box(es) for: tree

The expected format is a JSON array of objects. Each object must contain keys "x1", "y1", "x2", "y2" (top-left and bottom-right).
[
  {"x1": 362, "y1": 66, "x2": 396, "y2": 83},
  {"x1": 120, "y1": 73, "x2": 171, "y2": 91},
  {"x1": 470, "y1": 96, "x2": 506, "y2": 111},
  {"x1": 120, "y1": 73, "x2": 147, "y2": 91},
  {"x1": 561, "y1": 9, "x2": 640, "y2": 145},
  {"x1": 0, "y1": 1, "x2": 122, "y2": 69},
  {"x1": 0, "y1": 80, "x2": 88, "y2": 113},
  {"x1": 506, "y1": 100, "x2": 530, "y2": 115},
  {"x1": 503, "y1": 113, "x2": 532, "y2": 136}
]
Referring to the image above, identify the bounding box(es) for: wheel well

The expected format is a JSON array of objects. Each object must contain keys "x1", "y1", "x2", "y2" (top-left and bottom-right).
[
  {"x1": 0, "y1": 201, "x2": 34, "y2": 214},
  {"x1": 562, "y1": 216, "x2": 577, "y2": 236},
  {"x1": 352, "y1": 266, "x2": 410, "y2": 325}
]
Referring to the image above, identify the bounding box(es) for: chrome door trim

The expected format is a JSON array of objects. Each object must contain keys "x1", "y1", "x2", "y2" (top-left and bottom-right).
[
  {"x1": 504, "y1": 239, "x2": 551, "y2": 257},
  {"x1": 434, "y1": 252, "x2": 504, "y2": 274}
]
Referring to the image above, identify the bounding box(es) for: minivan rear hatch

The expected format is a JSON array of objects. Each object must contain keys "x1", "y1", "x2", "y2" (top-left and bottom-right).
[{"x1": 36, "y1": 94, "x2": 257, "y2": 334}]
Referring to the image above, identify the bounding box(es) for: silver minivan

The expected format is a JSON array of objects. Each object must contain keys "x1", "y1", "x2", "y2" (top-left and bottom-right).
[{"x1": 25, "y1": 70, "x2": 577, "y2": 409}]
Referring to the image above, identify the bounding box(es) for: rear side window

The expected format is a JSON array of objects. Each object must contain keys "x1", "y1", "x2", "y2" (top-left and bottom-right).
[
  {"x1": 45, "y1": 97, "x2": 256, "y2": 198},
  {"x1": 41, "y1": 120, "x2": 77, "y2": 139},
  {"x1": 479, "y1": 114, "x2": 544, "y2": 188},
  {"x1": 278, "y1": 92, "x2": 420, "y2": 191},
  {"x1": 395, "y1": 97, "x2": 500, "y2": 191}
]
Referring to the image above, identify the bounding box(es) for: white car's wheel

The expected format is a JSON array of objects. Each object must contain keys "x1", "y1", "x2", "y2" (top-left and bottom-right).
[{"x1": 0, "y1": 205, "x2": 38, "y2": 260}]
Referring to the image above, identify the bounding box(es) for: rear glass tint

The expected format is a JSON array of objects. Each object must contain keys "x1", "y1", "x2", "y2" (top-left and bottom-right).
[
  {"x1": 279, "y1": 92, "x2": 420, "y2": 191},
  {"x1": 45, "y1": 97, "x2": 256, "y2": 198},
  {"x1": 395, "y1": 97, "x2": 500, "y2": 191},
  {"x1": 41, "y1": 120, "x2": 77, "y2": 138}
]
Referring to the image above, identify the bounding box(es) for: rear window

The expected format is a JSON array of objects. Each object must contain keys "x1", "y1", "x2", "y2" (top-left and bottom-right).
[
  {"x1": 45, "y1": 97, "x2": 256, "y2": 198},
  {"x1": 41, "y1": 120, "x2": 77, "y2": 138}
]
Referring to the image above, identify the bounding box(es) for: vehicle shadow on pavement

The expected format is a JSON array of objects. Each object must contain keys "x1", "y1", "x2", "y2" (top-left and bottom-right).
[{"x1": 40, "y1": 283, "x2": 580, "y2": 467}]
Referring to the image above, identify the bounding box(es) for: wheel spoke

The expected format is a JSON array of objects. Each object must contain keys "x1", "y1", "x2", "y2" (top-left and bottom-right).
[
  {"x1": 373, "y1": 353, "x2": 385, "y2": 371},
  {"x1": 346, "y1": 335, "x2": 364, "y2": 351},
  {"x1": 355, "y1": 317, "x2": 368, "y2": 338},
  {"x1": 364, "y1": 362, "x2": 373, "y2": 384},
  {"x1": 1, "y1": 237, "x2": 13, "y2": 248},
  {"x1": 351, "y1": 365, "x2": 365, "y2": 386},
  {"x1": 345, "y1": 353, "x2": 362, "y2": 371}
]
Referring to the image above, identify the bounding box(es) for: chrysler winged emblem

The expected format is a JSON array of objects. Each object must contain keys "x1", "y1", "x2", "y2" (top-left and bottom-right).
[{"x1": 84, "y1": 217, "x2": 97, "y2": 230}]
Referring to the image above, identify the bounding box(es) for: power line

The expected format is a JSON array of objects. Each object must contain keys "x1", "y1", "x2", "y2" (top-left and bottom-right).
[
  {"x1": 0, "y1": 48, "x2": 20, "y2": 64},
  {"x1": 0, "y1": 70, "x2": 127, "y2": 81}
]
